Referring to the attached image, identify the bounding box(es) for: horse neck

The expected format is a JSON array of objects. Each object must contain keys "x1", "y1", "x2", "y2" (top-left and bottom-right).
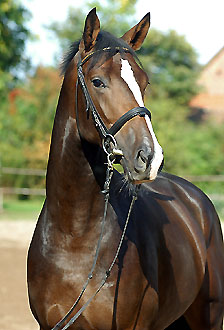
[{"x1": 46, "y1": 62, "x2": 104, "y2": 234}]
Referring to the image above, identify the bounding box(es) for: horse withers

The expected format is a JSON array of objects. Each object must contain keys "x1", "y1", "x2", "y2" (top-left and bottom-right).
[{"x1": 27, "y1": 8, "x2": 224, "y2": 330}]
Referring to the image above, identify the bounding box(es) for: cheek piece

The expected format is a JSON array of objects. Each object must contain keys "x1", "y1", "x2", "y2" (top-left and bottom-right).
[{"x1": 76, "y1": 47, "x2": 151, "y2": 157}]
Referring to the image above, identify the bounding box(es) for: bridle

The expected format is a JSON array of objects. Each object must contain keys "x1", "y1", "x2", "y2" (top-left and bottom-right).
[
  {"x1": 52, "y1": 47, "x2": 149, "y2": 330},
  {"x1": 52, "y1": 159, "x2": 139, "y2": 330},
  {"x1": 76, "y1": 46, "x2": 152, "y2": 156}
]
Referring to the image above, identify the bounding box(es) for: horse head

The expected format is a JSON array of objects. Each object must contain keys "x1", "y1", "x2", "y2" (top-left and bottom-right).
[{"x1": 74, "y1": 8, "x2": 163, "y2": 184}]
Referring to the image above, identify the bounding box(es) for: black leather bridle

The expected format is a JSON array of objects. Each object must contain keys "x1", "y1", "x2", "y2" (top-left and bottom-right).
[
  {"x1": 76, "y1": 47, "x2": 151, "y2": 155},
  {"x1": 51, "y1": 47, "x2": 149, "y2": 330}
]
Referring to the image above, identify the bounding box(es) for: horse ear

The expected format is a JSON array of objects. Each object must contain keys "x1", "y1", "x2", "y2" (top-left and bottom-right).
[
  {"x1": 82, "y1": 8, "x2": 100, "y2": 52},
  {"x1": 121, "y1": 13, "x2": 150, "y2": 50}
]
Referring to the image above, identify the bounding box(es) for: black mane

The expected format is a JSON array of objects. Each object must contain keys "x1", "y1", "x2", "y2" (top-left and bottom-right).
[{"x1": 60, "y1": 30, "x2": 137, "y2": 75}]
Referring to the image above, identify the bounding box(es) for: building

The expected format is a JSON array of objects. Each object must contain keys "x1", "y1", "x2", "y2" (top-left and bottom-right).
[{"x1": 189, "y1": 47, "x2": 224, "y2": 122}]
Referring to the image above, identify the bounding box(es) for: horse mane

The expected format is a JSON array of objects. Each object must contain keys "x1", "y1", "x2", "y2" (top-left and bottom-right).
[{"x1": 60, "y1": 30, "x2": 137, "y2": 76}]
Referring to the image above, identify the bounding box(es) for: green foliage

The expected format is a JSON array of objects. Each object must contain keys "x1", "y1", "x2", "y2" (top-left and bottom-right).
[
  {"x1": 1, "y1": 0, "x2": 223, "y2": 204},
  {"x1": 140, "y1": 29, "x2": 200, "y2": 104},
  {"x1": 147, "y1": 97, "x2": 224, "y2": 177},
  {"x1": 0, "y1": 0, "x2": 31, "y2": 73},
  {"x1": 0, "y1": 70, "x2": 13, "y2": 98},
  {"x1": 0, "y1": 66, "x2": 60, "y2": 188},
  {"x1": 48, "y1": 0, "x2": 137, "y2": 52},
  {"x1": 88, "y1": 0, "x2": 137, "y2": 34},
  {"x1": 0, "y1": 0, "x2": 32, "y2": 186},
  {"x1": 48, "y1": 7, "x2": 85, "y2": 51},
  {"x1": 49, "y1": 3, "x2": 200, "y2": 106},
  {"x1": 1, "y1": 196, "x2": 44, "y2": 221}
]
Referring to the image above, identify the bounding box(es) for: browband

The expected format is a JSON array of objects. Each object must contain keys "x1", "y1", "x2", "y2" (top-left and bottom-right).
[{"x1": 80, "y1": 47, "x2": 130, "y2": 66}]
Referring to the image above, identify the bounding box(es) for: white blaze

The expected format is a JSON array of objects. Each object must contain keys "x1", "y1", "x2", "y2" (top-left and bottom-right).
[
  {"x1": 121, "y1": 59, "x2": 163, "y2": 180},
  {"x1": 145, "y1": 115, "x2": 164, "y2": 180},
  {"x1": 121, "y1": 59, "x2": 144, "y2": 107}
]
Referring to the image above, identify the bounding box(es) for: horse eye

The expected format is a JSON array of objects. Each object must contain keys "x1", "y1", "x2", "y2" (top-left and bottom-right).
[{"x1": 92, "y1": 78, "x2": 105, "y2": 88}]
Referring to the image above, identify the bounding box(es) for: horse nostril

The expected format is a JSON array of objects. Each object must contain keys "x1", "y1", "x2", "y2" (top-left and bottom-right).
[
  {"x1": 138, "y1": 150, "x2": 148, "y2": 164},
  {"x1": 134, "y1": 148, "x2": 153, "y2": 173}
]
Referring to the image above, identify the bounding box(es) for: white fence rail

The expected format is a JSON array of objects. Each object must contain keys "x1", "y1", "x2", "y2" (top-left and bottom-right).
[
  {"x1": 0, "y1": 167, "x2": 224, "y2": 212},
  {"x1": 184, "y1": 174, "x2": 224, "y2": 182},
  {"x1": 0, "y1": 167, "x2": 46, "y2": 212},
  {"x1": 2, "y1": 167, "x2": 46, "y2": 176}
]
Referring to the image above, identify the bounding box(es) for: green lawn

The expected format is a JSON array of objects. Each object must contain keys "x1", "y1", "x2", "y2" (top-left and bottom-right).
[{"x1": 0, "y1": 197, "x2": 45, "y2": 221}]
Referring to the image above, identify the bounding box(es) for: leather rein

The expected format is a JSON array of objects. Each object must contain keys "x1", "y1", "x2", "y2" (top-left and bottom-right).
[{"x1": 52, "y1": 47, "x2": 148, "y2": 330}]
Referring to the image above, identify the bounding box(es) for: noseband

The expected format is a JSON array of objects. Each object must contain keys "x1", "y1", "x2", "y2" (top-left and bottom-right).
[
  {"x1": 52, "y1": 47, "x2": 148, "y2": 330},
  {"x1": 76, "y1": 47, "x2": 151, "y2": 155}
]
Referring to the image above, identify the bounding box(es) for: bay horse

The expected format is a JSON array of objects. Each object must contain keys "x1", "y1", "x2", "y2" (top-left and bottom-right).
[{"x1": 27, "y1": 8, "x2": 224, "y2": 330}]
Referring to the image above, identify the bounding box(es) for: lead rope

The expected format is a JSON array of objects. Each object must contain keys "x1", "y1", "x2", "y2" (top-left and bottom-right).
[{"x1": 51, "y1": 156, "x2": 138, "y2": 330}]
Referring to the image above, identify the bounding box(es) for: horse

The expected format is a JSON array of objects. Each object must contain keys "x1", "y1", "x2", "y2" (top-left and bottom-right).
[{"x1": 27, "y1": 8, "x2": 224, "y2": 330}]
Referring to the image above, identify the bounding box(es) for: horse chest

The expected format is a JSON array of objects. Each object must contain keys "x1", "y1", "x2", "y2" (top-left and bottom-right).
[{"x1": 39, "y1": 236, "x2": 158, "y2": 329}]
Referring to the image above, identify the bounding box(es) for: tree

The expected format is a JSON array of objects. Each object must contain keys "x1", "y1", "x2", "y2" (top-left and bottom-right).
[
  {"x1": 47, "y1": 3, "x2": 205, "y2": 176},
  {"x1": 0, "y1": 66, "x2": 61, "y2": 188},
  {"x1": 148, "y1": 98, "x2": 224, "y2": 178},
  {"x1": 0, "y1": 0, "x2": 32, "y2": 192},
  {"x1": 48, "y1": 0, "x2": 137, "y2": 53},
  {"x1": 0, "y1": 0, "x2": 31, "y2": 119},
  {"x1": 48, "y1": 2, "x2": 199, "y2": 106},
  {"x1": 0, "y1": 0, "x2": 31, "y2": 74},
  {"x1": 3, "y1": 0, "x2": 222, "y2": 192},
  {"x1": 140, "y1": 29, "x2": 200, "y2": 104}
]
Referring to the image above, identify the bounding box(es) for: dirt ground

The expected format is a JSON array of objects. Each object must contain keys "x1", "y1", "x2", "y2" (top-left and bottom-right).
[
  {"x1": 0, "y1": 220, "x2": 223, "y2": 330},
  {"x1": 0, "y1": 220, "x2": 39, "y2": 330}
]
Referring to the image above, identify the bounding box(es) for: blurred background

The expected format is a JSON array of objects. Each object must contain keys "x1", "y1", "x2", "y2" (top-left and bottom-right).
[
  {"x1": 0, "y1": 0, "x2": 224, "y2": 221},
  {"x1": 0, "y1": 1, "x2": 224, "y2": 329}
]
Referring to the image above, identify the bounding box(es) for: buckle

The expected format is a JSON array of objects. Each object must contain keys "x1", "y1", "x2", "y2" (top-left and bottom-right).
[{"x1": 103, "y1": 134, "x2": 123, "y2": 157}]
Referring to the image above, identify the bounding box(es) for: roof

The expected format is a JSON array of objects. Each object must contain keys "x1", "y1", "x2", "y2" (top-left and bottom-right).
[
  {"x1": 190, "y1": 93, "x2": 224, "y2": 112},
  {"x1": 202, "y1": 46, "x2": 224, "y2": 70},
  {"x1": 198, "y1": 47, "x2": 224, "y2": 94},
  {"x1": 189, "y1": 47, "x2": 224, "y2": 118}
]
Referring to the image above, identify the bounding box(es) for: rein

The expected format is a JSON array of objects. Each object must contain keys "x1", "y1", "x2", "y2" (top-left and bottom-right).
[
  {"x1": 52, "y1": 156, "x2": 138, "y2": 330},
  {"x1": 52, "y1": 47, "x2": 146, "y2": 329}
]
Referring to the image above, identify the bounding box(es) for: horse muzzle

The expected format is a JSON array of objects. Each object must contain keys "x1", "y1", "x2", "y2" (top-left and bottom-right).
[
  {"x1": 101, "y1": 108, "x2": 164, "y2": 184},
  {"x1": 119, "y1": 142, "x2": 163, "y2": 184}
]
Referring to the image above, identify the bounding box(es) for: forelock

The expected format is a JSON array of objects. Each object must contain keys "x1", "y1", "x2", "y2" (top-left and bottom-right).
[{"x1": 60, "y1": 30, "x2": 139, "y2": 75}]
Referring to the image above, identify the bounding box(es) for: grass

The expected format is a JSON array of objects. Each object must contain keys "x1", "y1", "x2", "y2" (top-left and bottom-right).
[
  {"x1": 0, "y1": 196, "x2": 45, "y2": 221},
  {"x1": 0, "y1": 194, "x2": 223, "y2": 223}
]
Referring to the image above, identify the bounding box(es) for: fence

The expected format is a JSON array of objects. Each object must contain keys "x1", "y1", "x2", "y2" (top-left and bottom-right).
[
  {"x1": 0, "y1": 167, "x2": 46, "y2": 212},
  {"x1": 1, "y1": 167, "x2": 224, "y2": 212},
  {"x1": 184, "y1": 175, "x2": 224, "y2": 202}
]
